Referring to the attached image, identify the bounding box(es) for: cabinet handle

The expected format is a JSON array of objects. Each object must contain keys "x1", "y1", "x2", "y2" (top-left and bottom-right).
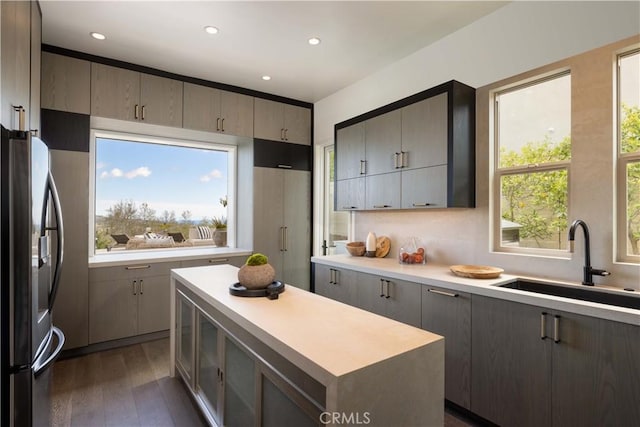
[
  {"x1": 401, "y1": 151, "x2": 408, "y2": 168},
  {"x1": 284, "y1": 129, "x2": 289, "y2": 141},
  {"x1": 279, "y1": 227, "x2": 285, "y2": 251},
  {"x1": 139, "y1": 279, "x2": 144, "y2": 295},
  {"x1": 540, "y1": 312, "x2": 548, "y2": 340},
  {"x1": 216, "y1": 117, "x2": 221, "y2": 131},
  {"x1": 373, "y1": 205, "x2": 392, "y2": 209},
  {"x1": 132, "y1": 280, "x2": 137, "y2": 295},
  {"x1": 394, "y1": 152, "x2": 400, "y2": 169},
  {"x1": 141, "y1": 105, "x2": 146, "y2": 120},
  {"x1": 221, "y1": 118, "x2": 225, "y2": 132},
  {"x1": 208, "y1": 258, "x2": 229, "y2": 264},
  {"x1": 283, "y1": 227, "x2": 288, "y2": 251},
  {"x1": 379, "y1": 279, "x2": 385, "y2": 297},
  {"x1": 134, "y1": 104, "x2": 139, "y2": 119},
  {"x1": 328, "y1": 269, "x2": 334, "y2": 285},
  {"x1": 277, "y1": 164, "x2": 293, "y2": 169},
  {"x1": 281, "y1": 128, "x2": 285, "y2": 140},
  {"x1": 553, "y1": 315, "x2": 561, "y2": 343},
  {"x1": 360, "y1": 160, "x2": 367, "y2": 175},
  {"x1": 427, "y1": 288, "x2": 458, "y2": 298},
  {"x1": 385, "y1": 280, "x2": 391, "y2": 299},
  {"x1": 412, "y1": 203, "x2": 433, "y2": 207},
  {"x1": 30, "y1": 129, "x2": 39, "y2": 137},
  {"x1": 342, "y1": 206, "x2": 358, "y2": 210},
  {"x1": 126, "y1": 265, "x2": 151, "y2": 270}
]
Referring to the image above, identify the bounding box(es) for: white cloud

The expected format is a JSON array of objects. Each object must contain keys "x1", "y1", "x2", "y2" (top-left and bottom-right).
[
  {"x1": 125, "y1": 166, "x2": 152, "y2": 179},
  {"x1": 200, "y1": 169, "x2": 223, "y2": 182},
  {"x1": 96, "y1": 162, "x2": 107, "y2": 170},
  {"x1": 100, "y1": 166, "x2": 151, "y2": 179}
]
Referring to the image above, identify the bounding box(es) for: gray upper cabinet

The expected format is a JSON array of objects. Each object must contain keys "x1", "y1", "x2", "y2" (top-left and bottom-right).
[
  {"x1": 336, "y1": 177, "x2": 365, "y2": 211},
  {"x1": 183, "y1": 82, "x2": 253, "y2": 137},
  {"x1": 335, "y1": 80, "x2": 475, "y2": 210},
  {"x1": 1, "y1": 0, "x2": 32, "y2": 130},
  {"x1": 336, "y1": 123, "x2": 365, "y2": 180},
  {"x1": 254, "y1": 98, "x2": 311, "y2": 145},
  {"x1": 91, "y1": 63, "x2": 183, "y2": 127},
  {"x1": 41, "y1": 52, "x2": 91, "y2": 114},
  {"x1": 400, "y1": 92, "x2": 448, "y2": 170},
  {"x1": 364, "y1": 109, "x2": 401, "y2": 175}
]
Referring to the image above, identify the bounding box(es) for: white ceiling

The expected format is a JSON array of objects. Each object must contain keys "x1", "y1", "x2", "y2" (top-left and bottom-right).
[{"x1": 40, "y1": 1, "x2": 508, "y2": 103}]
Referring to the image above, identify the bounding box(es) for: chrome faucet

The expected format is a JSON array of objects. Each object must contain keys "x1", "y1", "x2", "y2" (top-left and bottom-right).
[{"x1": 568, "y1": 219, "x2": 610, "y2": 286}]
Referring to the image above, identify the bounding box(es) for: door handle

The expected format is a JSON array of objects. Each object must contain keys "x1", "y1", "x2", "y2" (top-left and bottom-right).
[
  {"x1": 33, "y1": 327, "x2": 65, "y2": 377},
  {"x1": 141, "y1": 105, "x2": 146, "y2": 120},
  {"x1": 139, "y1": 279, "x2": 144, "y2": 295},
  {"x1": 412, "y1": 203, "x2": 433, "y2": 207},
  {"x1": 134, "y1": 104, "x2": 139, "y2": 119},
  {"x1": 540, "y1": 312, "x2": 548, "y2": 340},
  {"x1": 133, "y1": 280, "x2": 138, "y2": 295},
  {"x1": 126, "y1": 265, "x2": 151, "y2": 270},
  {"x1": 284, "y1": 129, "x2": 288, "y2": 141},
  {"x1": 379, "y1": 279, "x2": 385, "y2": 297},
  {"x1": 401, "y1": 151, "x2": 408, "y2": 168},
  {"x1": 281, "y1": 128, "x2": 285, "y2": 140},
  {"x1": 394, "y1": 152, "x2": 400, "y2": 169},
  {"x1": 221, "y1": 118, "x2": 225, "y2": 132},
  {"x1": 283, "y1": 227, "x2": 288, "y2": 251},
  {"x1": 43, "y1": 172, "x2": 65, "y2": 310},
  {"x1": 216, "y1": 117, "x2": 221, "y2": 131},
  {"x1": 385, "y1": 280, "x2": 391, "y2": 299},
  {"x1": 373, "y1": 205, "x2": 392, "y2": 209}
]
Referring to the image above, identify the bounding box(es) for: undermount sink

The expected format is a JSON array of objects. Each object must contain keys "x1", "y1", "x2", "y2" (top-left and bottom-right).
[{"x1": 498, "y1": 280, "x2": 640, "y2": 310}]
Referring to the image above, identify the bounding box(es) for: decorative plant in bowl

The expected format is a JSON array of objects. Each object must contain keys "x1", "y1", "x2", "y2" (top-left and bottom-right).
[
  {"x1": 237, "y1": 253, "x2": 276, "y2": 290},
  {"x1": 211, "y1": 216, "x2": 227, "y2": 247}
]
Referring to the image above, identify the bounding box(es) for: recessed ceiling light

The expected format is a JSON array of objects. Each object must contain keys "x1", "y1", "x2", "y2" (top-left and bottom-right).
[
  {"x1": 90, "y1": 32, "x2": 106, "y2": 40},
  {"x1": 308, "y1": 37, "x2": 321, "y2": 46},
  {"x1": 262, "y1": 75, "x2": 271, "y2": 81},
  {"x1": 204, "y1": 26, "x2": 219, "y2": 35}
]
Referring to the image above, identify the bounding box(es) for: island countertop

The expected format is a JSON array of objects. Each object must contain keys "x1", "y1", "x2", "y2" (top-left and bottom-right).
[{"x1": 170, "y1": 264, "x2": 443, "y2": 383}]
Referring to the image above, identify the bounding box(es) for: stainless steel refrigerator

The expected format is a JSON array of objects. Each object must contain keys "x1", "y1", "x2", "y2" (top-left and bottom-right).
[{"x1": 1, "y1": 127, "x2": 65, "y2": 426}]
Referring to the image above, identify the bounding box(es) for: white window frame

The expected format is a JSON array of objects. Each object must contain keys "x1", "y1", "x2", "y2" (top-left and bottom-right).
[
  {"x1": 88, "y1": 128, "x2": 237, "y2": 258},
  {"x1": 615, "y1": 48, "x2": 640, "y2": 264},
  {"x1": 491, "y1": 71, "x2": 572, "y2": 258}
]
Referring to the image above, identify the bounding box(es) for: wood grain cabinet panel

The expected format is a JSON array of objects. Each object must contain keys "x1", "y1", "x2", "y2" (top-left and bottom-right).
[
  {"x1": 91, "y1": 63, "x2": 183, "y2": 127},
  {"x1": 421, "y1": 286, "x2": 471, "y2": 409},
  {"x1": 314, "y1": 264, "x2": 357, "y2": 305},
  {"x1": 364, "y1": 109, "x2": 401, "y2": 175},
  {"x1": 41, "y1": 52, "x2": 91, "y2": 114},
  {"x1": 365, "y1": 172, "x2": 401, "y2": 210},
  {"x1": 336, "y1": 177, "x2": 365, "y2": 211},
  {"x1": 355, "y1": 272, "x2": 421, "y2": 327},
  {"x1": 336, "y1": 122, "x2": 365, "y2": 180},
  {"x1": 254, "y1": 98, "x2": 311, "y2": 145},
  {"x1": 183, "y1": 82, "x2": 253, "y2": 137}
]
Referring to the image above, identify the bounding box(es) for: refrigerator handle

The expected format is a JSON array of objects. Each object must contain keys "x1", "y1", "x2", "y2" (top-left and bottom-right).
[
  {"x1": 44, "y1": 172, "x2": 64, "y2": 310},
  {"x1": 33, "y1": 326, "x2": 65, "y2": 378}
]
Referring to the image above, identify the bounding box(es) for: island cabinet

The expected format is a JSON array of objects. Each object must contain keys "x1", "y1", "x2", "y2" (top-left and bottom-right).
[
  {"x1": 354, "y1": 272, "x2": 422, "y2": 327},
  {"x1": 421, "y1": 286, "x2": 471, "y2": 410},
  {"x1": 314, "y1": 263, "x2": 357, "y2": 305},
  {"x1": 182, "y1": 82, "x2": 254, "y2": 137},
  {"x1": 254, "y1": 98, "x2": 311, "y2": 145},
  {"x1": 88, "y1": 261, "x2": 180, "y2": 344},
  {"x1": 335, "y1": 80, "x2": 475, "y2": 211},
  {"x1": 472, "y1": 295, "x2": 640, "y2": 427},
  {"x1": 41, "y1": 52, "x2": 91, "y2": 114},
  {"x1": 91, "y1": 63, "x2": 183, "y2": 127},
  {"x1": 171, "y1": 265, "x2": 445, "y2": 427}
]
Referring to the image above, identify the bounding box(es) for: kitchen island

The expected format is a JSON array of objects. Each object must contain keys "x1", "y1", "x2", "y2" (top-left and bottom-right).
[{"x1": 170, "y1": 264, "x2": 444, "y2": 427}]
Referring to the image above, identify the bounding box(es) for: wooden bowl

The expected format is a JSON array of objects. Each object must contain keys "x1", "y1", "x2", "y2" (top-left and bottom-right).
[{"x1": 346, "y1": 241, "x2": 366, "y2": 256}]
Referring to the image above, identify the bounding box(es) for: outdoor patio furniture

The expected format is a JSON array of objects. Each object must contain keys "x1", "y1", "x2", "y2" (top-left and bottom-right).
[
  {"x1": 110, "y1": 234, "x2": 130, "y2": 246},
  {"x1": 168, "y1": 232, "x2": 185, "y2": 243}
]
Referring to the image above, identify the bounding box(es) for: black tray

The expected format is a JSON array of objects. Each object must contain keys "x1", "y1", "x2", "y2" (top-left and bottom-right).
[{"x1": 229, "y1": 281, "x2": 284, "y2": 299}]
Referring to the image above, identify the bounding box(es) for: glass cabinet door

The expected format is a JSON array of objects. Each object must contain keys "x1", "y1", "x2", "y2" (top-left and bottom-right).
[
  {"x1": 262, "y1": 374, "x2": 318, "y2": 427},
  {"x1": 196, "y1": 311, "x2": 222, "y2": 424},
  {"x1": 176, "y1": 292, "x2": 194, "y2": 381},
  {"x1": 224, "y1": 337, "x2": 256, "y2": 427}
]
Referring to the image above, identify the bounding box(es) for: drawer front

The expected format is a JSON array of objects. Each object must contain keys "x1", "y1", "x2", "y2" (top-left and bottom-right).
[
  {"x1": 89, "y1": 261, "x2": 181, "y2": 282},
  {"x1": 181, "y1": 256, "x2": 245, "y2": 268}
]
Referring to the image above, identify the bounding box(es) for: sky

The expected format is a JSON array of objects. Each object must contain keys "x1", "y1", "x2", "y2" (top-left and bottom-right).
[{"x1": 95, "y1": 138, "x2": 229, "y2": 221}]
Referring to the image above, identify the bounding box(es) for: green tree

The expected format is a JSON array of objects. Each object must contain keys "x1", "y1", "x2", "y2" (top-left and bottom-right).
[
  {"x1": 105, "y1": 200, "x2": 138, "y2": 234},
  {"x1": 500, "y1": 137, "x2": 570, "y2": 248},
  {"x1": 138, "y1": 202, "x2": 156, "y2": 225},
  {"x1": 621, "y1": 104, "x2": 640, "y2": 254}
]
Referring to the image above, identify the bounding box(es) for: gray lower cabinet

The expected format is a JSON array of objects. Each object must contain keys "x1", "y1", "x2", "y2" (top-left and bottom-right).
[
  {"x1": 421, "y1": 286, "x2": 471, "y2": 409},
  {"x1": 175, "y1": 285, "x2": 323, "y2": 426},
  {"x1": 89, "y1": 262, "x2": 179, "y2": 343},
  {"x1": 472, "y1": 295, "x2": 640, "y2": 427},
  {"x1": 314, "y1": 264, "x2": 357, "y2": 305},
  {"x1": 355, "y1": 272, "x2": 422, "y2": 327}
]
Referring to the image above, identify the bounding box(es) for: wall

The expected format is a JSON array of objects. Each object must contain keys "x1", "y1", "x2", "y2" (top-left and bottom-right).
[{"x1": 313, "y1": 1, "x2": 640, "y2": 289}]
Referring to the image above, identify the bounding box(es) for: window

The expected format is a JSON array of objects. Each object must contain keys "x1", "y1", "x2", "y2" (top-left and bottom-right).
[
  {"x1": 617, "y1": 49, "x2": 640, "y2": 262},
  {"x1": 323, "y1": 145, "x2": 349, "y2": 255},
  {"x1": 90, "y1": 132, "x2": 235, "y2": 254},
  {"x1": 493, "y1": 72, "x2": 571, "y2": 253}
]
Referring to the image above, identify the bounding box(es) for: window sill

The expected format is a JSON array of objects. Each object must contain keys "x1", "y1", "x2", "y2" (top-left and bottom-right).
[{"x1": 89, "y1": 246, "x2": 252, "y2": 268}]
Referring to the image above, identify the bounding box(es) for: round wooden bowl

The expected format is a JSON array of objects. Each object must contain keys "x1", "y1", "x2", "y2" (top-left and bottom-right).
[{"x1": 346, "y1": 241, "x2": 366, "y2": 256}]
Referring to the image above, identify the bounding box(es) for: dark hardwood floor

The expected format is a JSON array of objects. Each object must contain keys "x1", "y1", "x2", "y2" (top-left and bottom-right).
[{"x1": 51, "y1": 338, "x2": 477, "y2": 427}]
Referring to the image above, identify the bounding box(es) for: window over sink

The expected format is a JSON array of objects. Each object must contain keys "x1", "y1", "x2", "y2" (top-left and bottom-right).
[
  {"x1": 89, "y1": 131, "x2": 236, "y2": 255},
  {"x1": 617, "y1": 48, "x2": 640, "y2": 263},
  {"x1": 492, "y1": 72, "x2": 571, "y2": 254}
]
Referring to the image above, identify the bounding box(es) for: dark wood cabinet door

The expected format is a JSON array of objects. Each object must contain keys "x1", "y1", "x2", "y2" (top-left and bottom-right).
[{"x1": 471, "y1": 295, "x2": 552, "y2": 427}]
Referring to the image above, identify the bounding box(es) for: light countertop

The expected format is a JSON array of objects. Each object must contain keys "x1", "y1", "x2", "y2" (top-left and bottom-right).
[
  {"x1": 171, "y1": 264, "x2": 443, "y2": 384},
  {"x1": 312, "y1": 255, "x2": 640, "y2": 326},
  {"x1": 89, "y1": 247, "x2": 252, "y2": 267}
]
